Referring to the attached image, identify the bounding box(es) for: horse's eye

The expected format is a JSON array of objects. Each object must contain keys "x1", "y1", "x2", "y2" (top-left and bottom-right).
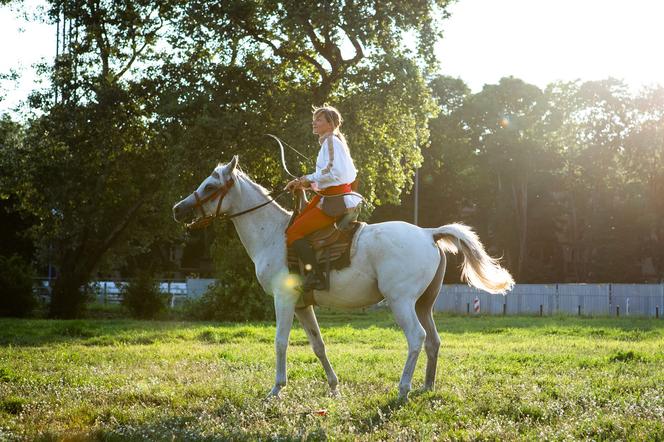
[{"x1": 205, "y1": 184, "x2": 215, "y2": 192}]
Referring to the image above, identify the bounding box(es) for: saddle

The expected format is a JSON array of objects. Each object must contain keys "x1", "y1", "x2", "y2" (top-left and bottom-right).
[
  {"x1": 287, "y1": 217, "x2": 362, "y2": 276},
  {"x1": 287, "y1": 190, "x2": 362, "y2": 306}
]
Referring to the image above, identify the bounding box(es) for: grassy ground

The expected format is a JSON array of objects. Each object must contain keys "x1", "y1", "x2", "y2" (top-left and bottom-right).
[{"x1": 0, "y1": 311, "x2": 662, "y2": 441}]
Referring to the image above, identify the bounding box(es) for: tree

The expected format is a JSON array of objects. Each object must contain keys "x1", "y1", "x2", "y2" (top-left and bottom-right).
[
  {"x1": 447, "y1": 77, "x2": 561, "y2": 279},
  {"x1": 160, "y1": 0, "x2": 448, "y2": 206},
  {"x1": 544, "y1": 79, "x2": 639, "y2": 281},
  {"x1": 2, "y1": 0, "x2": 179, "y2": 317},
  {"x1": 623, "y1": 86, "x2": 664, "y2": 280}
]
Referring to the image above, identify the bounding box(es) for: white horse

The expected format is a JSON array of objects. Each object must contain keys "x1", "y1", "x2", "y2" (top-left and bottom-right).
[{"x1": 173, "y1": 156, "x2": 514, "y2": 400}]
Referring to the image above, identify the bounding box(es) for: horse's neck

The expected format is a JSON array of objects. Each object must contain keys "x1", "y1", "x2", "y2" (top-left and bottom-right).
[{"x1": 230, "y1": 176, "x2": 290, "y2": 264}]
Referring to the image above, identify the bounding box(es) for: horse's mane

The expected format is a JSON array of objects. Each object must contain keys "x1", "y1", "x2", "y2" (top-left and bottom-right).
[{"x1": 216, "y1": 163, "x2": 290, "y2": 215}]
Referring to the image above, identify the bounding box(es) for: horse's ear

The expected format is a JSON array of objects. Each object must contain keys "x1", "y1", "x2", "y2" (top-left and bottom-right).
[{"x1": 227, "y1": 155, "x2": 238, "y2": 173}]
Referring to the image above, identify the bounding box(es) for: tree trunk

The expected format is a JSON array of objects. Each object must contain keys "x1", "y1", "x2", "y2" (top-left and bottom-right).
[
  {"x1": 511, "y1": 181, "x2": 528, "y2": 279},
  {"x1": 48, "y1": 196, "x2": 148, "y2": 318},
  {"x1": 49, "y1": 270, "x2": 88, "y2": 318}
]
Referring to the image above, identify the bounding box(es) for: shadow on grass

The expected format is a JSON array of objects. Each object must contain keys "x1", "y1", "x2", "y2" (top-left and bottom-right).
[
  {"x1": 0, "y1": 318, "x2": 275, "y2": 347},
  {"x1": 35, "y1": 414, "x2": 330, "y2": 442},
  {"x1": 1, "y1": 310, "x2": 661, "y2": 347}
]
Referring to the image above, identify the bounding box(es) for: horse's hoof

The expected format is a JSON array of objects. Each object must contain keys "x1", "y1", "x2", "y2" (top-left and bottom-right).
[
  {"x1": 264, "y1": 387, "x2": 282, "y2": 400},
  {"x1": 329, "y1": 388, "x2": 341, "y2": 399}
]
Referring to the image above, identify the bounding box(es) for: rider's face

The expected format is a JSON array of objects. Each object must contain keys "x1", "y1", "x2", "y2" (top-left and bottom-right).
[{"x1": 312, "y1": 113, "x2": 334, "y2": 136}]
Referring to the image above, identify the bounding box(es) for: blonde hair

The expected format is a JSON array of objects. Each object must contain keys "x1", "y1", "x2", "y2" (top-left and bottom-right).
[{"x1": 313, "y1": 105, "x2": 349, "y2": 149}]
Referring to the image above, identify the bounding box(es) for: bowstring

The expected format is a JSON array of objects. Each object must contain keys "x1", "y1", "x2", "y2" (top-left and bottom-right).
[{"x1": 266, "y1": 134, "x2": 312, "y2": 179}]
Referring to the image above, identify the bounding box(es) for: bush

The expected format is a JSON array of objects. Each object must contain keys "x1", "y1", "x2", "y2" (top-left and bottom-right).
[
  {"x1": 120, "y1": 272, "x2": 167, "y2": 319},
  {"x1": 184, "y1": 230, "x2": 274, "y2": 322},
  {"x1": 185, "y1": 278, "x2": 274, "y2": 322},
  {"x1": 0, "y1": 255, "x2": 37, "y2": 317}
]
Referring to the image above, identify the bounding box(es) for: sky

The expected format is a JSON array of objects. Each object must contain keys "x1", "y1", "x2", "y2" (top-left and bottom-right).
[
  {"x1": 1, "y1": 0, "x2": 664, "y2": 114},
  {"x1": 435, "y1": 0, "x2": 664, "y2": 92}
]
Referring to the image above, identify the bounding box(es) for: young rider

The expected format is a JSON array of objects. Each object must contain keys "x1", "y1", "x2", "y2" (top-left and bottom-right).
[{"x1": 284, "y1": 105, "x2": 361, "y2": 291}]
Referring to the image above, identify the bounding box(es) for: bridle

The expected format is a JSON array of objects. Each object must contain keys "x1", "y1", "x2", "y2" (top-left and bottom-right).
[{"x1": 186, "y1": 175, "x2": 288, "y2": 229}]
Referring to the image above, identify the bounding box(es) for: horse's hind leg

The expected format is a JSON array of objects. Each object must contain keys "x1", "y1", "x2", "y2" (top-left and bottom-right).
[
  {"x1": 416, "y1": 249, "x2": 446, "y2": 391},
  {"x1": 416, "y1": 308, "x2": 440, "y2": 391},
  {"x1": 294, "y1": 305, "x2": 339, "y2": 396},
  {"x1": 389, "y1": 298, "x2": 426, "y2": 400}
]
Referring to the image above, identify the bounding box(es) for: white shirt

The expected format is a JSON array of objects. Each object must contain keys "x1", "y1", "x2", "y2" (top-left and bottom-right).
[{"x1": 305, "y1": 134, "x2": 362, "y2": 208}]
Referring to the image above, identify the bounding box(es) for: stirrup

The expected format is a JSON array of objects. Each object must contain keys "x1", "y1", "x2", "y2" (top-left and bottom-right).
[{"x1": 302, "y1": 272, "x2": 326, "y2": 292}]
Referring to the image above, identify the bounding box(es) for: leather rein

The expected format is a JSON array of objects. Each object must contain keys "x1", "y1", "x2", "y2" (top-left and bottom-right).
[{"x1": 187, "y1": 177, "x2": 287, "y2": 229}]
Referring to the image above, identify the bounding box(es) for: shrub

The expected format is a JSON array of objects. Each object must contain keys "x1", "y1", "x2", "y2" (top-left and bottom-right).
[
  {"x1": 0, "y1": 255, "x2": 37, "y2": 317},
  {"x1": 184, "y1": 231, "x2": 274, "y2": 322},
  {"x1": 120, "y1": 272, "x2": 167, "y2": 319},
  {"x1": 185, "y1": 278, "x2": 274, "y2": 322}
]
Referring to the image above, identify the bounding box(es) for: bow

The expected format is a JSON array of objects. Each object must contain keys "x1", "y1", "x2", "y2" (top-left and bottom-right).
[{"x1": 266, "y1": 134, "x2": 301, "y2": 179}]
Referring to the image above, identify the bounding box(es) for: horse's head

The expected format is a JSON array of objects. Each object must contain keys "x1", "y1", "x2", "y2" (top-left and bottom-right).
[{"x1": 172, "y1": 155, "x2": 238, "y2": 227}]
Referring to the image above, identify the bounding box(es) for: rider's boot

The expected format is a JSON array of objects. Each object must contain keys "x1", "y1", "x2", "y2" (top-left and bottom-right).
[{"x1": 292, "y1": 238, "x2": 326, "y2": 291}]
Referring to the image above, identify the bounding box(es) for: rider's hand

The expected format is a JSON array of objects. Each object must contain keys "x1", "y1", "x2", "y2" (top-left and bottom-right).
[{"x1": 284, "y1": 178, "x2": 301, "y2": 191}]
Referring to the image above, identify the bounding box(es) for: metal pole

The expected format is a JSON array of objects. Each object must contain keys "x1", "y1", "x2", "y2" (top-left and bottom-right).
[
  {"x1": 414, "y1": 167, "x2": 419, "y2": 226},
  {"x1": 414, "y1": 132, "x2": 420, "y2": 226}
]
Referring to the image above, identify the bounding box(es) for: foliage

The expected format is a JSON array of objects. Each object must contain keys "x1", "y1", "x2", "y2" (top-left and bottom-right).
[
  {"x1": 0, "y1": 254, "x2": 36, "y2": 317},
  {"x1": 120, "y1": 272, "x2": 167, "y2": 320},
  {"x1": 379, "y1": 75, "x2": 664, "y2": 283},
  {"x1": 0, "y1": 313, "x2": 662, "y2": 439},
  {"x1": 0, "y1": 0, "x2": 182, "y2": 317},
  {"x1": 185, "y1": 227, "x2": 274, "y2": 322}
]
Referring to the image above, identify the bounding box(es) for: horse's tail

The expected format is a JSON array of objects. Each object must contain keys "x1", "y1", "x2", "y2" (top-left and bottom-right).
[{"x1": 428, "y1": 223, "x2": 514, "y2": 295}]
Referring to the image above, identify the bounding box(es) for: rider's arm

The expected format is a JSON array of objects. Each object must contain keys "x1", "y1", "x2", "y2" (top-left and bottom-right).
[{"x1": 304, "y1": 136, "x2": 357, "y2": 189}]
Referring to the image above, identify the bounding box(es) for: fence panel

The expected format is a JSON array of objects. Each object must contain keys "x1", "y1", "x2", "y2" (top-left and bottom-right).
[
  {"x1": 557, "y1": 284, "x2": 610, "y2": 316},
  {"x1": 511, "y1": 284, "x2": 557, "y2": 315},
  {"x1": 435, "y1": 283, "x2": 662, "y2": 317},
  {"x1": 611, "y1": 284, "x2": 663, "y2": 317}
]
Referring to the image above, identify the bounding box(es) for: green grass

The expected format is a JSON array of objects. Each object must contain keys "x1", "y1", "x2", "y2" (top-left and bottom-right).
[{"x1": 0, "y1": 312, "x2": 662, "y2": 440}]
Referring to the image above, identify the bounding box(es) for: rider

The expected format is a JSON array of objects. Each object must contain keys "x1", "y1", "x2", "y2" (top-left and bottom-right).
[{"x1": 284, "y1": 105, "x2": 361, "y2": 291}]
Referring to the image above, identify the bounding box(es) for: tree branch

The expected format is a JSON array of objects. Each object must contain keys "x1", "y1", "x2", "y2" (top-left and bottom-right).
[
  {"x1": 115, "y1": 10, "x2": 163, "y2": 80},
  {"x1": 89, "y1": 0, "x2": 110, "y2": 81},
  {"x1": 244, "y1": 26, "x2": 329, "y2": 81},
  {"x1": 340, "y1": 26, "x2": 364, "y2": 65}
]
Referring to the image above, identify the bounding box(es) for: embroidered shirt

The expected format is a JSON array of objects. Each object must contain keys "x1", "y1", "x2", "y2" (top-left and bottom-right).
[
  {"x1": 305, "y1": 134, "x2": 361, "y2": 208},
  {"x1": 305, "y1": 134, "x2": 357, "y2": 188}
]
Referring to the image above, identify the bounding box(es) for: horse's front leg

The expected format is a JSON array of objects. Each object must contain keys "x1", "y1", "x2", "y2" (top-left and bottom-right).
[
  {"x1": 267, "y1": 293, "x2": 296, "y2": 398},
  {"x1": 295, "y1": 305, "x2": 339, "y2": 396}
]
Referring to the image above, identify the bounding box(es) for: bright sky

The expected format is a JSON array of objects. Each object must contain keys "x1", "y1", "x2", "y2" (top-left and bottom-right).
[
  {"x1": 1, "y1": 0, "x2": 664, "y2": 115},
  {"x1": 436, "y1": 0, "x2": 664, "y2": 92}
]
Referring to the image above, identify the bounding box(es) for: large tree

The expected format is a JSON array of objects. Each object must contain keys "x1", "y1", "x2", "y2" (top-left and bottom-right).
[{"x1": 2, "y1": 0, "x2": 179, "y2": 317}]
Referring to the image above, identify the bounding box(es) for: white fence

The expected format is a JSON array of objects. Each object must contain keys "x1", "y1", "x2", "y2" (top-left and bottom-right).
[
  {"x1": 34, "y1": 279, "x2": 664, "y2": 317},
  {"x1": 34, "y1": 278, "x2": 217, "y2": 307},
  {"x1": 435, "y1": 284, "x2": 664, "y2": 317}
]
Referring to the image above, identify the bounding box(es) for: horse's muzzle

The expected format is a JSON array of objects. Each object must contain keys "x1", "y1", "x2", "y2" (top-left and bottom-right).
[{"x1": 172, "y1": 200, "x2": 193, "y2": 223}]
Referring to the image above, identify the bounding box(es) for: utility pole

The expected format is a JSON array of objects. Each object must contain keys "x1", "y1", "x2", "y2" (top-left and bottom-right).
[{"x1": 414, "y1": 134, "x2": 419, "y2": 226}]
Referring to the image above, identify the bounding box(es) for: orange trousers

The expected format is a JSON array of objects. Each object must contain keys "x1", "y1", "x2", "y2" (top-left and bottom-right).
[{"x1": 286, "y1": 183, "x2": 351, "y2": 246}]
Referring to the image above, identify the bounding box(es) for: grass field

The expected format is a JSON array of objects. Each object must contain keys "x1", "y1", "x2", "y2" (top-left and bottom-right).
[{"x1": 0, "y1": 311, "x2": 663, "y2": 441}]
